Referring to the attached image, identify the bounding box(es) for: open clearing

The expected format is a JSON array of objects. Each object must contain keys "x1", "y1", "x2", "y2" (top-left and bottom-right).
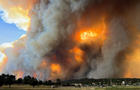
[{"x1": 0, "y1": 85, "x2": 140, "y2": 90}]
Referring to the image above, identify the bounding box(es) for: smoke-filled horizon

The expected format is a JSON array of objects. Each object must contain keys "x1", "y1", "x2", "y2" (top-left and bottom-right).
[{"x1": 0, "y1": 0, "x2": 140, "y2": 80}]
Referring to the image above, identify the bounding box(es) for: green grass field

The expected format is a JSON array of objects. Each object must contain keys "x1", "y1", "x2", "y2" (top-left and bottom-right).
[
  {"x1": 0, "y1": 85, "x2": 140, "y2": 90},
  {"x1": 0, "y1": 85, "x2": 95, "y2": 90}
]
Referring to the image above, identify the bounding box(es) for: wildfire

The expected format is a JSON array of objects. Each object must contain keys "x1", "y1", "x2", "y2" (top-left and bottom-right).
[
  {"x1": 14, "y1": 71, "x2": 24, "y2": 79},
  {"x1": 81, "y1": 31, "x2": 97, "y2": 40},
  {"x1": 70, "y1": 47, "x2": 84, "y2": 63},
  {"x1": 75, "y1": 18, "x2": 106, "y2": 45},
  {"x1": 51, "y1": 64, "x2": 61, "y2": 74},
  {"x1": 50, "y1": 64, "x2": 62, "y2": 79},
  {"x1": 124, "y1": 42, "x2": 140, "y2": 78}
]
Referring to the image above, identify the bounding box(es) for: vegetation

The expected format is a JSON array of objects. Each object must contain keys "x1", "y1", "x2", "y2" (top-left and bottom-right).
[
  {"x1": 0, "y1": 74, "x2": 140, "y2": 90},
  {"x1": 0, "y1": 85, "x2": 140, "y2": 90}
]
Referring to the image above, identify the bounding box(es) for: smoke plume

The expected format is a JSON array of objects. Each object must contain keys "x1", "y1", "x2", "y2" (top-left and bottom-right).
[{"x1": 0, "y1": 0, "x2": 140, "y2": 80}]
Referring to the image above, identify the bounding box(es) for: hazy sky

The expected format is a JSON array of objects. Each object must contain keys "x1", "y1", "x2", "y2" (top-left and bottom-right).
[{"x1": 0, "y1": 11, "x2": 25, "y2": 44}]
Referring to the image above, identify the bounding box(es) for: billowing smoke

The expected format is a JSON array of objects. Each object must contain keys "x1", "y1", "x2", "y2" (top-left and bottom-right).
[
  {"x1": 0, "y1": 0, "x2": 36, "y2": 30},
  {"x1": 0, "y1": 0, "x2": 140, "y2": 80}
]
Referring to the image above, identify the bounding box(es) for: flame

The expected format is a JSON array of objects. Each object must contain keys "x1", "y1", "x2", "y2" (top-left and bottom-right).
[
  {"x1": 75, "y1": 18, "x2": 106, "y2": 45},
  {"x1": 14, "y1": 71, "x2": 24, "y2": 79},
  {"x1": 81, "y1": 31, "x2": 97, "y2": 40},
  {"x1": 50, "y1": 64, "x2": 62, "y2": 78},
  {"x1": 51, "y1": 64, "x2": 61, "y2": 74},
  {"x1": 124, "y1": 42, "x2": 140, "y2": 78},
  {"x1": 70, "y1": 47, "x2": 84, "y2": 63}
]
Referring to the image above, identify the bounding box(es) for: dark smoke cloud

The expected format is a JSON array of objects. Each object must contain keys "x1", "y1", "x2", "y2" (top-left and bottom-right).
[{"x1": 0, "y1": 0, "x2": 140, "y2": 80}]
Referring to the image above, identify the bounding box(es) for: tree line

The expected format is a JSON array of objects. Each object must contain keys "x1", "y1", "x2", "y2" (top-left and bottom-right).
[
  {"x1": 0, "y1": 74, "x2": 140, "y2": 88},
  {"x1": 0, "y1": 74, "x2": 62, "y2": 88}
]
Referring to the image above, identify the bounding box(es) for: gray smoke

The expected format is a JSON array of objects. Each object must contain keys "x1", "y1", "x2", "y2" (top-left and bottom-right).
[{"x1": 1, "y1": 0, "x2": 140, "y2": 80}]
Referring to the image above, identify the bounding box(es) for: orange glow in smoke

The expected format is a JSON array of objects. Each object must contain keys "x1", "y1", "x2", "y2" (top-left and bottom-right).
[
  {"x1": 14, "y1": 71, "x2": 24, "y2": 79},
  {"x1": 75, "y1": 18, "x2": 106, "y2": 45},
  {"x1": 40, "y1": 60, "x2": 47, "y2": 68},
  {"x1": 124, "y1": 71, "x2": 132, "y2": 78},
  {"x1": 70, "y1": 47, "x2": 84, "y2": 63},
  {"x1": 50, "y1": 64, "x2": 62, "y2": 78},
  {"x1": 38, "y1": 60, "x2": 48, "y2": 72},
  {"x1": 51, "y1": 64, "x2": 61, "y2": 74},
  {"x1": 81, "y1": 31, "x2": 97, "y2": 40},
  {"x1": 124, "y1": 42, "x2": 140, "y2": 78}
]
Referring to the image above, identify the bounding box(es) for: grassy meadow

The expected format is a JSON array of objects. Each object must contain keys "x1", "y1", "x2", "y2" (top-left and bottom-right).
[
  {"x1": 0, "y1": 85, "x2": 95, "y2": 90},
  {"x1": 0, "y1": 85, "x2": 140, "y2": 90}
]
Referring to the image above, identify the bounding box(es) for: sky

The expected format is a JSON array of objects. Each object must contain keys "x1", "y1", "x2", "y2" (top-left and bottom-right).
[{"x1": 0, "y1": 11, "x2": 25, "y2": 44}]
